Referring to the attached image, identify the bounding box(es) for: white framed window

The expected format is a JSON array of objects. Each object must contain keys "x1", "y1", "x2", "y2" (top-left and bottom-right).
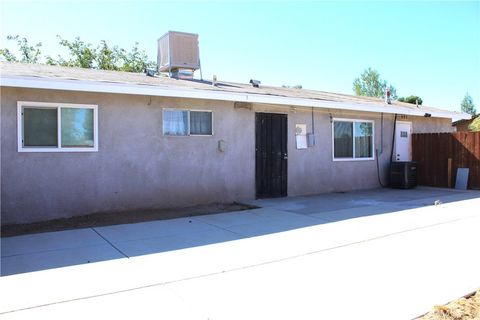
[
  {"x1": 163, "y1": 109, "x2": 213, "y2": 136},
  {"x1": 17, "y1": 101, "x2": 98, "y2": 152},
  {"x1": 332, "y1": 118, "x2": 374, "y2": 161}
]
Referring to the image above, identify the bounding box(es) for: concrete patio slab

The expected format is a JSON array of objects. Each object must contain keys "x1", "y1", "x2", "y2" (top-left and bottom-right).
[
  {"x1": 1, "y1": 244, "x2": 125, "y2": 276},
  {"x1": 113, "y1": 228, "x2": 243, "y2": 257},
  {"x1": 248, "y1": 187, "x2": 476, "y2": 215},
  {"x1": 1, "y1": 187, "x2": 479, "y2": 319},
  {"x1": 306, "y1": 203, "x2": 406, "y2": 221},
  {"x1": 166, "y1": 214, "x2": 480, "y2": 320},
  {"x1": 221, "y1": 215, "x2": 319, "y2": 238},
  {"x1": 192, "y1": 208, "x2": 273, "y2": 228},
  {"x1": 1, "y1": 228, "x2": 105, "y2": 257},
  {"x1": 93, "y1": 217, "x2": 216, "y2": 243}
]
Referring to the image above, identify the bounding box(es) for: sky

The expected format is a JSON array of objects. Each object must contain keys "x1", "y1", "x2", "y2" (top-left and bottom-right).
[{"x1": 1, "y1": 1, "x2": 479, "y2": 112}]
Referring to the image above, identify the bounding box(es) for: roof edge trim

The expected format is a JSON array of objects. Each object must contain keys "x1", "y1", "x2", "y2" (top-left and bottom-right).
[{"x1": 0, "y1": 76, "x2": 470, "y2": 120}]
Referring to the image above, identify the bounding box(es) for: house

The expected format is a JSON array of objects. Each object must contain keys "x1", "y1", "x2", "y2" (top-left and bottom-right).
[
  {"x1": 0, "y1": 37, "x2": 470, "y2": 225},
  {"x1": 452, "y1": 115, "x2": 478, "y2": 131}
]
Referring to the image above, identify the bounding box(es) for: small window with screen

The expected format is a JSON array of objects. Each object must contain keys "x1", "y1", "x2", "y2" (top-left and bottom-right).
[{"x1": 163, "y1": 109, "x2": 213, "y2": 136}]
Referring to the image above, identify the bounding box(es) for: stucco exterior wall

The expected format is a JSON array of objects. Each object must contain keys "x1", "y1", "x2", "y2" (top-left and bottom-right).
[
  {"x1": 410, "y1": 116, "x2": 455, "y2": 133},
  {"x1": 1, "y1": 88, "x2": 255, "y2": 224},
  {"x1": 252, "y1": 105, "x2": 395, "y2": 197},
  {"x1": 0, "y1": 87, "x2": 455, "y2": 224}
]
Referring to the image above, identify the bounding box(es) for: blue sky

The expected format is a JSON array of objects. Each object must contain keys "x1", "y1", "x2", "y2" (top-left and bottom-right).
[{"x1": 1, "y1": 1, "x2": 479, "y2": 112}]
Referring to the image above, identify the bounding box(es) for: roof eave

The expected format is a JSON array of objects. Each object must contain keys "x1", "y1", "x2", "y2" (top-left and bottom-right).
[{"x1": 0, "y1": 76, "x2": 470, "y2": 120}]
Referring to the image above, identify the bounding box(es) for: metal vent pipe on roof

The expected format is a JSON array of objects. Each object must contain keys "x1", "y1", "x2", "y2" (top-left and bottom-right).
[
  {"x1": 385, "y1": 86, "x2": 392, "y2": 104},
  {"x1": 250, "y1": 79, "x2": 260, "y2": 88}
]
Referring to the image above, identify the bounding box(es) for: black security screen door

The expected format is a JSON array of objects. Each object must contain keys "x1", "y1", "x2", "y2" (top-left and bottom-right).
[{"x1": 255, "y1": 113, "x2": 288, "y2": 198}]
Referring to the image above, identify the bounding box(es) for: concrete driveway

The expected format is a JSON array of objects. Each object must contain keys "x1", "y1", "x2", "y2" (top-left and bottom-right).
[{"x1": 1, "y1": 187, "x2": 480, "y2": 319}]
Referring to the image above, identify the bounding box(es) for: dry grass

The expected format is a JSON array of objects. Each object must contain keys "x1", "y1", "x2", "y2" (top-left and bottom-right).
[{"x1": 419, "y1": 290, "x2": 480, "y2": 320}]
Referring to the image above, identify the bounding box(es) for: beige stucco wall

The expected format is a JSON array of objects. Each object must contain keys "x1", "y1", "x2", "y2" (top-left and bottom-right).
[
  {"x1": 253, "y1": 104, "x2": 394, "y2": 197},
  {"x1": 1, "y1": 88, "x2": 255, "y2": 224},
  {"x1": 0, "y1": 87, "x2": 455, "y2": 224},
  {"x1": 410, "y1": 115, "x2": 455, "y2": 133}
]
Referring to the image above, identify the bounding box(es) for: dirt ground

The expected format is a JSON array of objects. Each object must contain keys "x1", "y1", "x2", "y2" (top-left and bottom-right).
[
  {"x1": 419, "y1": 290, "x2": 480, "y2": 320},
  {"x1": 1, "y1": 202, "x2": 258, "y2": 237}
]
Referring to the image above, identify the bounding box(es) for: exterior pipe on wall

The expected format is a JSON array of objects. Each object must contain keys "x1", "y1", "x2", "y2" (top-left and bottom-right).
[
  {"x1": 376, "y1": 113, "x2": 386, "y2": 187},
  {"x1": 380, "y1": 112, "x2": 384, "y2": 155},
  {"x1": 307, "y1": 107, "x2": 316, "y2": 147},
  {"x1": 390, "y1": 113, "x2": 398, "y2": 166},
  {"x1": 376, "y1": 149, "x2": 386, "y2": 188},
  {"x1": 311, "y1": 107, "x2": 315, "y2": 135}
]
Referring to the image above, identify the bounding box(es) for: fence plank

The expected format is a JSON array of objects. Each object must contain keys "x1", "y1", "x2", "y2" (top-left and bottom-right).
[{"x1": 412, "y1": 132, "x2": 480, "y2": 189}]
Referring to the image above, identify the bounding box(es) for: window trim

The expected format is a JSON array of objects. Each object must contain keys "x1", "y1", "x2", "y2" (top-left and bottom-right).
[
  {"x1": 17, "y1": 101, "x2": 99, "y2": 153},
  {"x1": 332, "y1": 118, "x2": 375, "y2": 162},
  {"x1": 162, "y1": 108, "x2": 214, "y2": 137}
]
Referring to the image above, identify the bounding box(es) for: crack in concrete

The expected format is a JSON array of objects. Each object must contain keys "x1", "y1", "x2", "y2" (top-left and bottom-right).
[{"x1": 91, "y1": 228, "x2": 130, "y2": 259}]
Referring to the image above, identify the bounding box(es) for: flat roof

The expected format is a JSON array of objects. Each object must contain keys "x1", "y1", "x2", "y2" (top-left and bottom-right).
[{"x1": 0, "y1": 62, "x2": 470, "y2": 120}]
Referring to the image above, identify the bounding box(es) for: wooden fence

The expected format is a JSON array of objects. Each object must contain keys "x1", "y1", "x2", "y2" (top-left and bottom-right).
[{"x1": 412, "y1": 132, "x2": 480, "y2": 189}]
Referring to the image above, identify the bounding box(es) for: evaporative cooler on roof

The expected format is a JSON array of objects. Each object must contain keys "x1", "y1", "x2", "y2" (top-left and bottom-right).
[{"x1": 157, "y1": 31, "x2": 200, "y2": 78}]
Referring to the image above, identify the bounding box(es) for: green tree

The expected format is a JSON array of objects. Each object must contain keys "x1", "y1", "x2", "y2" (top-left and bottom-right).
[
  {"x1": 353, "y1": 67, "x2": 397, "y2": 99},
  {"x1": 96, "y1": 40, "x2": 121, "y2": 70},
  {"x1": 47, "y1": 37, "x2": 155, "y2": 72},
  {"x1": 47, "y1": 36, "x2": 96, "y2": 68},
  {"x1": 468, "y1": 117, "x2": 480, "y2": 131},
  {"x1": 2, "y1": 35, "x2": 156, "y2": 72},
  {"x1": 398, "y1": 95, "x2": 423, "y2": 105},
  {"x1": 0, "y1": 35, "x2": 42, "y2": 63},
  {"x1": 460, "y1": 93, "x2": 476, "y2": 116},
  {"x1": 0, "y1": 47, "x2": 17, "y2": 62},
  {"x1": 120, "y1": 42, "x2": 155, "y2": 73}
]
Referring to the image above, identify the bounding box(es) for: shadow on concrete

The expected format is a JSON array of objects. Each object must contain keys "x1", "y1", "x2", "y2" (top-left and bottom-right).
[{"x1": 2, "y1": 187, "x2": 479, "y2": 276}]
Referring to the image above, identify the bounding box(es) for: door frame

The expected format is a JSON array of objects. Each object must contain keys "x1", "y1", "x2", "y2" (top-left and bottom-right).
[
  {"x1": 395, "y1": 121, "x2": 412, "y2": 161},
  {"x1": 255, "y1": 112, "x2": 288, "y2": 198}
]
